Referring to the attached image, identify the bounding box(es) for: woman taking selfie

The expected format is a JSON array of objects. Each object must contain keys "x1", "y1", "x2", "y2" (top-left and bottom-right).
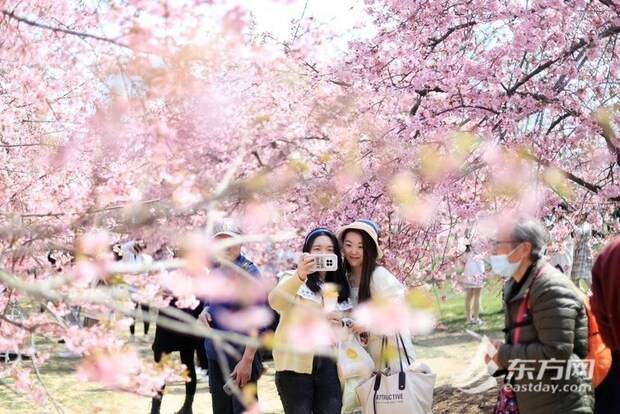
[
  {"x1": 337, "y1": 219, "x2": 416, "y2": 371},
  {"x1": 268, "y1": 227, "x2": 352, "y2": 414}
]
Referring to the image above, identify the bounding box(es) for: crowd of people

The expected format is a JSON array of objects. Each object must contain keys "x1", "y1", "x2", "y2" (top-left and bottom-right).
[
  {"x1": 62, "y1": 214, "x2": 618, "y2": 414},
  {"x1": 123, "y1": 218, "x2": 420, "y2": 414}
]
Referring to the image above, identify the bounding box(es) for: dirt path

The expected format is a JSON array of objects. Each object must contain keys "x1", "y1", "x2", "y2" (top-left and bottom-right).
[
  {"x1": 1, "y1": 330, "x2": 503, "y2": 414},
  {"x1": 414, "y1": 330, "x2": 503, "y2": 414}
]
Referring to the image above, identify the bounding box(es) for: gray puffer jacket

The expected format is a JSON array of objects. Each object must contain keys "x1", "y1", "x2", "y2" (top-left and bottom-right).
[{"x1": 497, "y1": 260, "x2": 593, "y2": 414}]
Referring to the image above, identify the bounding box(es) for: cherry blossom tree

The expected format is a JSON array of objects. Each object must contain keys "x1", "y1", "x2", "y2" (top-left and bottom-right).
[
  {"x1": 290, "y1": 0, "x2": 620, "y2": 279},
  {"x1": 0, "y1": 0, "x2": 618, "y2": 410}
]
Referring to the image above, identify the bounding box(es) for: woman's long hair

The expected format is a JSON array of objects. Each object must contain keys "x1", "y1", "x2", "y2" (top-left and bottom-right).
[
  {"x1": 342, "y1": 229, "x2": 378, "y2": 303},
  {"x1": 302, "y1": 228, "x2": 350, "y2": 303}
]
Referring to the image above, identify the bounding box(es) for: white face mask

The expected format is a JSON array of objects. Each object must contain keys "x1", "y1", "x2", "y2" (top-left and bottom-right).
[{"x1": 489, "y1": 245, "x2": 521, "y2": 278}]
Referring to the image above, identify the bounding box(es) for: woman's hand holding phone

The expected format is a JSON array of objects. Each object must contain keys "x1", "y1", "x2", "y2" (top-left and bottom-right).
[{"x1": 296, "y1": 253, "x2": 315, "y2": 281}]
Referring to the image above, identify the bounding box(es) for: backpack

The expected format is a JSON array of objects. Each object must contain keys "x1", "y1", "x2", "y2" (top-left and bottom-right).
[
  {"x1": 580, "y1": 293, "x2": 612, "y2": 388},
  {"x1": 516, "y1": 266, "x2": 611, "y2": 388}
]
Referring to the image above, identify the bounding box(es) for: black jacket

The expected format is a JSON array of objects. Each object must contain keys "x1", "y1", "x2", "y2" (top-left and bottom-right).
[{"x1": 152, "y1": 298, "x2": 203, "y2": 354}]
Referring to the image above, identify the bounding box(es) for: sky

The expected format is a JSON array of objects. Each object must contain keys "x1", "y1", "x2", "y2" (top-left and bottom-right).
[
  {"x1": 96, "y1": 0, "x2": 376, "y2": 97},
  {"x1": 244, "y1": 0, "x2": 374, "y2": 38},
  {"x1": 220, "y1": 0, "x2": 376, "y2": 59}
]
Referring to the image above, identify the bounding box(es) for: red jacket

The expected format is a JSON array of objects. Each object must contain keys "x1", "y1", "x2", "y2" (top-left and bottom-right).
[{"x1": 591, "y1": 237, "x2": 620, "y2": 351}]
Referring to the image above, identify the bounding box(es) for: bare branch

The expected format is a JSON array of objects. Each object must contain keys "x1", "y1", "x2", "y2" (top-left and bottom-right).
[
  {"x1": 2, "y1": 9, "x2": 130, "y2": 49},
  {"x1": 0, "y1": 143, "x2": 57, "y2": 148},
  {"x1": 521, "y1": 150, "x2": 620, "y2": 201}
]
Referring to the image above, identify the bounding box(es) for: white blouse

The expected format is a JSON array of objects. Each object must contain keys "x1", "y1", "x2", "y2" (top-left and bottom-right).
[{"x1": 349, "y1": 266, "x2": 417, "y2": 370}]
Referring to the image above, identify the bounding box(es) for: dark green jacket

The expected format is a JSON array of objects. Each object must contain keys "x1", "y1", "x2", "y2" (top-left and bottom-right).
[{"x1": 497, "y1": 260, "x2": 593, "y2": 414}]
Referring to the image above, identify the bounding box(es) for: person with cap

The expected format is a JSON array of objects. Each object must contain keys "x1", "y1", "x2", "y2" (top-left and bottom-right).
[
  {"x1": 337, "y1": 219, "x2": 416, "y2": 372},
  {"x1": 268, "y1": 227, "x2": 352, "y2": 414},
  {"x1": 200, "y1": 219, "x2": 264, "y2": 414},
  {"x1": 591, "y1": 237, "x2": 620, "y2": 413}
]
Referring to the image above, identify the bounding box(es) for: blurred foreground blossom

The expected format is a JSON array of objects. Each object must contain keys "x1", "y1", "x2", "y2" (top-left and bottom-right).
[
  {"x1": 77, "y1": 347, "x2": 140, "y2": 388},
  {"x1": 353, "y1": 292, "x2": 436, "y2": 336}
]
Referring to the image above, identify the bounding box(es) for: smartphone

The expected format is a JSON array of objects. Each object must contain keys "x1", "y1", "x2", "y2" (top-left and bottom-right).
[
  {"x1": 222, "y1": 376, "x2": 235, "y2": 396},
  {"x1": 310, "y1": 253, "x2": 338, "y2": 272}
]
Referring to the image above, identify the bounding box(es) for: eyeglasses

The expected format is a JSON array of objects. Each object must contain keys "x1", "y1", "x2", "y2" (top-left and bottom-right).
[{"x1": 489, "y1": 240, "x2": 515, "y2": 247}]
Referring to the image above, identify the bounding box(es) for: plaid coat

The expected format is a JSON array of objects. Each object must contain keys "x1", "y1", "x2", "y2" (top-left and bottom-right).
[{"x1": 571, "y1": 223, "x2": 593, "y2": 281}]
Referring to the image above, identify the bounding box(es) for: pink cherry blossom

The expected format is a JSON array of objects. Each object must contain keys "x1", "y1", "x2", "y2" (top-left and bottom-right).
[
  {"x1": 283, "y1": 308, "x2": 336, "y2": 354},
  {"x1": 76, "y1": 347, "x2": 141, "y2": 388},
  {"x1": 218, "y1": 306, "x2": 274, "y2": 333},
  {"x1": 70, "y1": 260, "x2": 103, "y2": 287}
]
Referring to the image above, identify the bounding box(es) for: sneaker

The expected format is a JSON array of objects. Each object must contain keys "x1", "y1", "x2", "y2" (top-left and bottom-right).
[
  {"x1": 57, "y1": 351, "x2": 80, "y2": 359},
  {"x1": 195, "y1": 367, "x2": 208, "y2": 382},
  {"x1": 472, "y1": 318, "x2": 484, "y2": 325}
]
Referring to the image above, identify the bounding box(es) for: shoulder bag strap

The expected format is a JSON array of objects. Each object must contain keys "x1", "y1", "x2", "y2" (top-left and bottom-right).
[{"x1": 513, "y1": 265, "x2": 548, "y2": 344}]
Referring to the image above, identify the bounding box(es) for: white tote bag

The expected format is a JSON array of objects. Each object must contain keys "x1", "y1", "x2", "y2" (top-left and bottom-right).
[
  {"x1": 342, "y1": 376, "x2": 366, "y2": 414},
  {"x1": 339, "y1": 333, "x2": 375, "y2": 413},
  {"x1": 337, "y1": 333, "x2": 375, "y2": 381},
  {"x1": 356, "y1": 335, "x2": 436, "y2": 414}
]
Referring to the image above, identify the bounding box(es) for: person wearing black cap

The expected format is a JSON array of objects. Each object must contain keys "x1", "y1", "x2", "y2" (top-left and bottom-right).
[{"x1": 337, "y1": 219, "x2": 416, "y2": 371}]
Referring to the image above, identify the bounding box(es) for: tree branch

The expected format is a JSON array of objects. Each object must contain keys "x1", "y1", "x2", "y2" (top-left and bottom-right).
[
  {"x1": 507, "y1": 25, "x2": 620, "y2": 96},
  {"x1": 545, "y1": 111, "x2": 575, "y2": 135},
  {"x1": 0, "y1": 143, "x2": 57, "y2": 148},
  {"x1": 428, "y1": 21, "x2": 476, "y2": 50},
  {"x1": 2, "y1": 9, "x2": 130, "y2": 49},
  {"x1": 409, "y1": 87, "x2": 446, "y2": 115},
  {"x1": 435, "y1": 104, "x2": 500, "y2": 116},
  {"x1": 521, "y1": 150, "x2": 620, "y2": 201}
]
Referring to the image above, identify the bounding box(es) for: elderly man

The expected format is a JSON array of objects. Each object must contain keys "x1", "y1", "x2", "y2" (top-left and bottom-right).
[
  {"x1": 486, "y1": 219, "x2": 593, "y2": 414},
  {"x1": 201, "y1": 220, "x2": 265, "y2": 414},
  {"x1": 591, "y1": 238, "x2": 620, "y2": 413}
]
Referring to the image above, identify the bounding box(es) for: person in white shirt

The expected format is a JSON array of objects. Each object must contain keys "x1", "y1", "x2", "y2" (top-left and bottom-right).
[
  {"x1": 113, "y1": 240, "x2": 152, "y2": 340},
  {"x1": 461, "y1": 243, "x2": 486, "y2": 325},
  {"x1": 549, "y1": 235, "x2": 574, "y2": 276},
  {"x1": 337, "y1": 219, "x2": 415, "y2": 372}
]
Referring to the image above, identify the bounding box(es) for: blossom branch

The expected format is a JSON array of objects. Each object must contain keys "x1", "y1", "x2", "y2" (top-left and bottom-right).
[
  {"x1": 428, "y1": 21, "x2": 477, "y2": 50},
  {"x1": 521, "y1": 150, "x2": 620, "y2": 202},
  {"x1": 507, "y1": 25, "x2": 620, "y2": 96},
  {"x1": 30, "y1": 336, "x2": 66, "y2": 414}
]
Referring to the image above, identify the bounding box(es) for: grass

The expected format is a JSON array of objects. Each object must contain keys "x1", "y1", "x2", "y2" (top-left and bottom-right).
[{"x1": 431, "y1": 277, "x2": 505, "y2": 334}]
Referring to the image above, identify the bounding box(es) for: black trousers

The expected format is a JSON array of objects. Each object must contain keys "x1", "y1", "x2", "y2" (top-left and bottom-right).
[
  {"x1": 595, "y1": 351, "x2": 620, "y2": 414},
  {"x1": 129, "y1": 303, "x2": 150, "y2": 335},
  {"x1": 208, "y1": 356, "x2": 262, "y2": 414},
  {"x1": 275, "y1": 356, "x2": 342, "y2": 414},
  {"x1": 154, "y1": 347, "x2": 197, "y2": 398},
  {"x1": 196, "y1": 340, "x2": 208, "y2": 370}
]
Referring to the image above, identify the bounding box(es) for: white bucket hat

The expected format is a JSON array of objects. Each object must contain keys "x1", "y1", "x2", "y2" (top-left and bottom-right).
[
  {"x1": 336, "y1": 219, "x2": 383, "y2": 259},
  {"x1": 212, "y1": 219, "x2": 243, "y2": 239}
]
